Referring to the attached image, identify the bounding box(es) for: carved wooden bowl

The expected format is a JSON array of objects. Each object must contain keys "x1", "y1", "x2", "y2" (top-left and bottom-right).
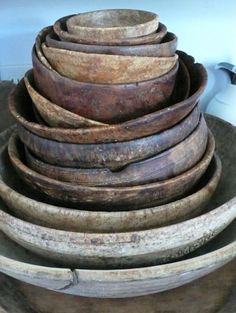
[
  {"x1": 54, "y1": 16, "x2": 167, "y2": 45},
  {"x1": 0, "y1": 145, "x2": 222, "y2": 232},
  {"x1": 66, "y1": 10, "x2": 159, "y2": 41},
  {"x1": 33, "y1": 47, "x2": 178, "y2": 122},
  {"x1": 17, "y1": 107, "x2": 202, "y2": 170},
  {"x1": 8, "y1": 131, "x2": 214, "y2": 210},
  {"x1": 24, "y1": 70, "x2": 107, "y2": 128},
  {"x1": 0, "y1": 115, "x2": 235, "y2": 297},
  {"x1": 9, "y1": 51, "x2": 200, "y2": 144},
  {"x1": 41, "y1": 43, "x2": 178, "y2": 84},
  {"x1": 46, "y1": 31, "x2": 177, "y2": 57},
  {"x1": 23, "y1": 110, "x2": 206, "y2": 182},
  {"x1": 0, "y1": 151, "x2": 232, "y2": 270}
]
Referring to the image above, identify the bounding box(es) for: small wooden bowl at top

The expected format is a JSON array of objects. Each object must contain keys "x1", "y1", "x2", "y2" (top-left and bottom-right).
[
  {"x1": 24, "y1": 110, "x2": 206, "y2": 184},
  {"x1": 10, "y1": 51, "x2": 199, "y2": 143},
  {"x1": 42, "y1": 43, "x2": 178, "y2": 84},
  {"x1": 46, "y1": 31, "x2": 178, "y2": 57},
  {"x1": 54, "y1": 16, "x2": 167, "y2": 45},
  {"x1": 8, "y1": 131, "x2": 215, "y2": 210},
  {"x1": 66, "y1": 9, "x2": 159, "y2": 41},
  {"x1": 1, "y1": 151, "x2": 232, "y2": 270},
  {"x1": 17, "y1": 106, "x2": 201, "y2": 170},
  {"x1": 24, "y1": 71, "x2": 107, "y2": 129}
]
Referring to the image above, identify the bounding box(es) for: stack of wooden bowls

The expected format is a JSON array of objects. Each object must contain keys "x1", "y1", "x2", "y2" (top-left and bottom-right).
[{"x1": 0, "y1": 9, "x2": 235, "y2": 298}]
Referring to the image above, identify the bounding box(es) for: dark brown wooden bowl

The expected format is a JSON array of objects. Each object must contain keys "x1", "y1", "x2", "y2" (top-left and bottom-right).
[
  {"x1": 24, "y1": 112, "x2": 207, "y2": 185},
  {"x1": 17, "y1": 106, "x2": 201, "y2": 170},
  {"x1": 24, "y1": 70, "x2": 107, "y2": 128},
  {"x1": 46, "y1": 31, "x2": 178, "y2": 57},
  {"x1": 9, "y1": 51, "x2": 199, "y2": 144},
  {"x1": 33, "y1": 46, "x2": 179, "y2": 123},
  {"x1": 54, "y1": 16, "x2": 167, "y2": 45},
  {"x1": 42, "y1": 43, "x2": 178, "y2": 84},
  {"x1": 66, "y1": 10, "x2": 159, "y2": 41},
  {"x1": 8, "y1": 131, "x2": 215, "y2": 210},
  {"x1": 0, "y1": 143, "x2": 222, "y2": 232}
]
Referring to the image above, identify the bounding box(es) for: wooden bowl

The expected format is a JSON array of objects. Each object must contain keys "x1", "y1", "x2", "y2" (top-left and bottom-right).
[
  {"x1": 0, "y1": 145, "x2": 222, "y2": 232},
  {"x1": 12, "y1": 54, "x2": 189, "y2": 133},
  {"x1": 10, "y1": 51, "x2": 200, "y2": 144},
  {"x1": 54, "y1": 16, "x2": 167, "y2": 45},
  {"x1": 0, "y1": 114, "x2": 235, "y2": 297},
  {"x1": 24, "y1": 110, "x2": 207, "y2": 184},
  {"x1": 34, "y1": 46, "x2": 178, "y2": 122},
  {"x1": 24, "y1": 70, "x2": 107, "y2": 128},
  {"x1": 35, "y1": 26, "x2": 53, "y2": 71},
  {"x1": 0, "y1": 151, "x2": 232, "y2": 270},
  {"x1": 66, "y1": 10, "x2": 159, "y2": 41},
  {"x1": 8, "y1": 131, "x2": 215, "y2": 210},
  {"x1": 46, "y1": 31, "x2": 178, "y2": 57},
  {"x1": 42, "y1": 43, "x2": 178, "y2": 84},
  {"x1": 17, "y1": 106, "x2": 201, "y2": 170}
]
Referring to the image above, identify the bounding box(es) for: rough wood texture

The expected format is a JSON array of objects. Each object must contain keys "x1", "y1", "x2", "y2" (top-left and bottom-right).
[
  {"x1": 0, "y1": 81, "x2": 15, "y2": 133},
  {"x1": 34, "y1": 48, "x2": 178, "y2": 122},
  {"x1": 0, "y1": 151, "x2": 232, "y2": 271},
  {"x1": 18, "y1": 107, "x2": 201, "y2": 170},
  {"x1": 0, "y1": 150, "x2": 222, "y2": 232},
  {"x1": 10, "y1": 51, "x2": 200, "y2": 144},
  {"x1": 0, "y1": 259, "x2": 236, "y2": 313},
  {"x1": 24, "y1": 70, "x2": 107, "y2": 128},
  {"x1": 24, "y1": 110, "x2": 206, "y2": 185},
  {"x1": 66, "y1": 10, "x2": 159, "y2": 41},
  {"x1": 8, "y1": 131, "x2": 214, "y2": 209},
  {"x1": 46, "y1": 31, "x2": 177, "y2": 57},
  {"x1": 54, "y1": 16, "x2": 167, "y2": 45},
  {"x1": 42, "y1": 43, "x2": 178, "y2": 84}
]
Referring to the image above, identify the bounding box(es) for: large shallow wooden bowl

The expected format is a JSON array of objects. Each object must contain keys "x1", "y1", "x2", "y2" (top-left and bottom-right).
[
  {"x1": 18, "y1": 107, "x2": 201, "y2": 170},
  {"x1": 0, "y1": 146, "x2": 222, "y2": 232},
  {"x1": 0, "y1": 153, "x2": 233, "y2": 269},
  {"x1": 42, "y1": 43, "x2": 178, "y2": 84},
  {"x1": 24, "y1": 111, "x2": 207, "y2": 184},
  {"x1": 66, "y1": 10, "x2": 159, "y2": 41},
  {"x1": 33, "y1": 47, "x2": 178, "y2": 122},
  {"x1": 8, "y1": 131, "x2": 214, "y2": 210},
  {"x1": 10, "y1": 51, "x2": 201, "y2": 144},
  {"x1": 54, "y1": 16, "x2": 167, "y2": 45},
  {"x1": 0, "y1": 114, "x2": 235, "y2": 297},
  {"x1": 46, "y1": 31, "x2": 178, "y2": 57},
  {"x1": 24, "y1": 70, "x2": 107, "y2": 128}
]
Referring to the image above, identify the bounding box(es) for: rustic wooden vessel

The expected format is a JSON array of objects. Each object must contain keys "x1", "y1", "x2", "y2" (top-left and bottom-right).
[
  {"x1": 24, "y1": 70, "x2": 107, "y2": 128},
  {"x1": 54, "y1": 15, "x2": 167, "y2": 45},
  {"x1": 33, "y1": 47, "x2": 178, "y2": 122},
  {"x1": 0, "y1": 152, "x2": 233, "y2": 270},
  {"x1": 17, "y1": 107, "x2": 201, "y2": 170},
  {"x1": 66, "y1": 10, "x2": 159, "y2": 41},
  {"x1": 24, "y1": 111, "x2": 206, "y2": 184},
  {"x1": 8, "y1": 131, "x2": 214, "y2": 209},
  {"x1": 9, "y1": 51, "x2": 200, "y2": 144},
  {"x1": 42, "y1": 43, "x2": 178, "y2": 84},
  {"x1": 0, "y1": 148, "x2": 222, "y2": 232},
  {"x1": 1, "y1": 260, "x2": 236, "y2": 313},
  {"x1": 46, "y1": 31, "x2": 177, "y2": 57},
  {"x1": 0, "y1": 115, "x2": 235, "y2": 297}
]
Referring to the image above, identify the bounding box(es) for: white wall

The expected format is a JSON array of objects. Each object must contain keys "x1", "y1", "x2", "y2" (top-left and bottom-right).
[{"x1": 0, "y1": 0, "x2": 235, "y2": 110}]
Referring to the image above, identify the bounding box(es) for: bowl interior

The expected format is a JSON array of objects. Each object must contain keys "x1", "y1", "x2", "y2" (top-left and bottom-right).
[{"x1": 68, "y1": 10, "x2": 157, "y2": 28}]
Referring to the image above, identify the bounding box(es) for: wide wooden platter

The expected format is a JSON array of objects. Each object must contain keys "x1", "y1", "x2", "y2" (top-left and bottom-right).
[{"x1": 0, "y1": 260, "x2": 235, "y2": 313}]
